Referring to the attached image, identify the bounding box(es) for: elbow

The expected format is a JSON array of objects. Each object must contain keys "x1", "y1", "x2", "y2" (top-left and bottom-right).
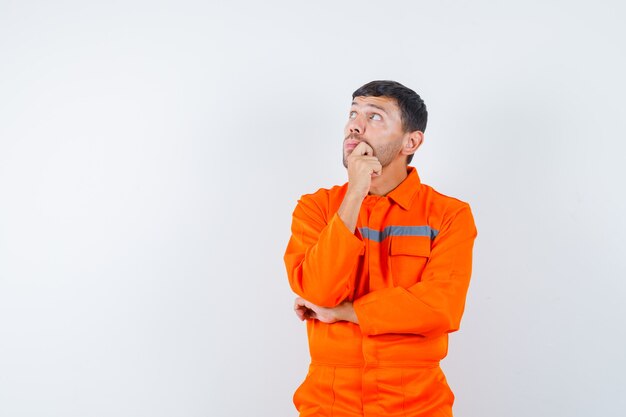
[
  {"x1": 287, "y1": 270, "x2": 349, "y2": 308},
  {"x1": 421, "y1": 309, "x2": 463, "y2": 338},
  {"x1": 290, "y1": 280, "x2": 349, "y2": 307}
]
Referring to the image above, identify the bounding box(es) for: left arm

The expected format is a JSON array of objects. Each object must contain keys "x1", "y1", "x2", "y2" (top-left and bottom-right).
[{"x1": 353, "y1": 204, "x2": 477, "y2": 338}]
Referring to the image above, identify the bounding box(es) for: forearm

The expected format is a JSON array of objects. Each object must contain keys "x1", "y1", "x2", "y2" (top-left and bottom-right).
[
  {"x1": 354, "y1": 206, "x2": 477, "y2": 338},
  {"x1": 285, "y1": 213, "x2": 364, "y2": 307},
  {"x1": 337, "y1": 191, "x2": 365, "y2": 233},
  {"x1": 354, "y1": 279, "x2": 469, "y2": 337}
]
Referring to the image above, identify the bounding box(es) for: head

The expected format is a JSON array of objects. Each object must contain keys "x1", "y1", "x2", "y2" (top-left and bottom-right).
[{"x1": 343, "y1": 80, "x2": 427, "y2": 167}]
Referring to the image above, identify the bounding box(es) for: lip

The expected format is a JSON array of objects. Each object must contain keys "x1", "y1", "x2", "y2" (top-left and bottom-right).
[{"x1": 344, "y1": 139, "x2": 360, "y2": 150}]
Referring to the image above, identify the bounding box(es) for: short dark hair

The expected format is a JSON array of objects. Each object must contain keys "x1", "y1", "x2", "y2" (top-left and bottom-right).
[{"x1": 352, "y1": 80, "x2": 427, "y2": 164}]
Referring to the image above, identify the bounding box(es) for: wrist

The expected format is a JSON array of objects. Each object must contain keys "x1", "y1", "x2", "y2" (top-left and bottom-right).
[
  {"x1": 339, "y1": 302, "x2": 358, "y2": 324},
  {"x1": 345, "y1": 187, "x2": 368, "y2": 202}
]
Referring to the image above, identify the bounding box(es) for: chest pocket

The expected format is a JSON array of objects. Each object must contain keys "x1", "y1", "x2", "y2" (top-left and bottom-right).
[{"x1": 389, "y1": 236, "x2": 431, "y2": 288}]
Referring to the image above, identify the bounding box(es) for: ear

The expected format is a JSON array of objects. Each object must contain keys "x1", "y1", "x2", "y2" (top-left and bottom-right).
[{"x1": 401, "y1": 130, "x2": 424, "y2": 157}]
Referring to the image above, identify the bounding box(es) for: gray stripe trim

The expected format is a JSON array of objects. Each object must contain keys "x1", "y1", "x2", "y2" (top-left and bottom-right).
[{"x1": 358, "y1": 225, "x2": 439, "y2": 242}]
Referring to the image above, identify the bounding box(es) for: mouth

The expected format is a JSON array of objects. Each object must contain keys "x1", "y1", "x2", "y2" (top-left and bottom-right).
[{"x1": 344, "y1": 137, "x2": 361, "y2": 151}]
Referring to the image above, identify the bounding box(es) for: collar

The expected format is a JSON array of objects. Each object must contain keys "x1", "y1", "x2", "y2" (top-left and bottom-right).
[{"x1": 386, "y1": 166, "x2": 422, "y2": 210}]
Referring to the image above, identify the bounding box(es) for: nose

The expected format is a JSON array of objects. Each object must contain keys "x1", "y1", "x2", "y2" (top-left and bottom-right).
[{"x1": 347, "y1": 114, "x2": 365, "y2": 135}]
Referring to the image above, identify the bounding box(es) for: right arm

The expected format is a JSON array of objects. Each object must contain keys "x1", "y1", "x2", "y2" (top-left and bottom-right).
[
  {"x1": 284, "y1": 142, "x2": 381, "y2": 307},
  {"x1": 284, "y1": 196, "x2": 364, "y2": 307}
]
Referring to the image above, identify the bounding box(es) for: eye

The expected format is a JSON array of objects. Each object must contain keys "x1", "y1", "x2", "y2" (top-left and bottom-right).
[
  {"x1": 349, "y1": 111, "x2": 357, "y2": 119},
  {"x1": 370, "y1": 113, "x2": 382, "y2": 121}
]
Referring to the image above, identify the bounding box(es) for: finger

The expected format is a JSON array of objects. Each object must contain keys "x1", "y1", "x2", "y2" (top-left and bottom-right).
[
  {"x1": 295, "y1": 307, "x2": 306, "y2": 321},
  {"x1": 354, "y1": 160, "x2": 382, "y2": 176},
  {"x1": 352, "y1": 141, "x2": 374, "y2": 156},
  {"x1": 351, "y1": 156, "x2": 379, "y2": 163},
  {"x1": 304, "y1": 309, "x2": 316, "y2": 320},
  {"x1": 371, "y1": 162, "x2": 383, "y2": 176},
  {"x1": 294, "y1": 297, "x2": 306, "y2": 309},
  {"x1": 302, "y1": 299, "x2": 319, "y2": 311}
]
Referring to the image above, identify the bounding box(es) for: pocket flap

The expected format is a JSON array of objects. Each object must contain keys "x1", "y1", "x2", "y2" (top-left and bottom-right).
[{"x1": 389, "y1": 236, "x2": 431, "y2": 257}]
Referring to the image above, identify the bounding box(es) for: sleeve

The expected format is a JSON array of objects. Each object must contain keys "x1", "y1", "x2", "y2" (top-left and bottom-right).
[
  {"x1": 353, "y1": 204, "x2": 477, "y2": 338},
  {"x1": 284, "y1": 193, "x2": 365, "y2": 307}
]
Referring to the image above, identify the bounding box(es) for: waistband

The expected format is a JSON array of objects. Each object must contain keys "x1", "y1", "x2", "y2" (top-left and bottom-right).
[{"x1": 310, "y1": 360, "x2": 440, "y2": 369}]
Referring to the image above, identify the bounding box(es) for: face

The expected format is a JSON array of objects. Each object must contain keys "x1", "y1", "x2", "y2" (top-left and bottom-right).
[{"x1": 343, "y1": 96, "x2": 406, "y2": 168}]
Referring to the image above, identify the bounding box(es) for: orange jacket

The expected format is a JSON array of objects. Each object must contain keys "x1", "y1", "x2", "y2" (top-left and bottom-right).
[{"x1": 284, "y1": 167, "x2": 477, "y2": 366}]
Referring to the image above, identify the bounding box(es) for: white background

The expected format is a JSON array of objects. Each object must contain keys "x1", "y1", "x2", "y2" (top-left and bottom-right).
[{"x1": 1, "y1": 1, "x2": 625, "y2": 416}]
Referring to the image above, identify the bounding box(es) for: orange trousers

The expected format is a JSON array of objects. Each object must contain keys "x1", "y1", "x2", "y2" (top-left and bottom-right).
[{"x1": 293, "y1": 363, "x2": 454, "y2": 417}]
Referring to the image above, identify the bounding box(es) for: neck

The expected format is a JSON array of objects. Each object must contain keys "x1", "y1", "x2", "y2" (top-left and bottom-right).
[{"x1": 368, "y1": 159, "x2": 408, "y2": 196}]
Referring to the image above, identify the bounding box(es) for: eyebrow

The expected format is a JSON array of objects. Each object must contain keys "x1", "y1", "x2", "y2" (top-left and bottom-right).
[{"x1": 351, "y1": 101, "x2": 388, "y2": 114}]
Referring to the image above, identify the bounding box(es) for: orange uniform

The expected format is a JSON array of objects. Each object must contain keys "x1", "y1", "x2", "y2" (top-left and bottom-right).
[{"x1": 284, "y1": 167, "x2": 477, "y2": 417}]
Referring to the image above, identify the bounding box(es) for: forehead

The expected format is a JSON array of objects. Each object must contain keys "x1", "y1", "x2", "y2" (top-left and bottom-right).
[{"x1": 351, "y1": 96, "x2": 401, "y2": 114}]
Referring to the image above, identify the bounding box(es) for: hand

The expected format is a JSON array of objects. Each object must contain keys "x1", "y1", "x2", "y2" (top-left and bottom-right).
[
  {"x1": 346, "y1": 142, "x2": 382, "y2": 199},
  {"x1": 293, "y1": 297, "x2": 359, "y2": 324}
]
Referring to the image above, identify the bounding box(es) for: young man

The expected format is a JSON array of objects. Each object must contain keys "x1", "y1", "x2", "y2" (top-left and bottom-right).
[{"x1": 284, "y1": 80, "x2": 477, "y2": 417}]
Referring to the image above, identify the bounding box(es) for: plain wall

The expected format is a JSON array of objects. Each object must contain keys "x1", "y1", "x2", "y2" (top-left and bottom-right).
[{"x1": 1, "y1": 1, "x2": 625, "y2": 416}]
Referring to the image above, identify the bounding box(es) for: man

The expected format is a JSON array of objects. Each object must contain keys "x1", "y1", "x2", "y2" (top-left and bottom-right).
[{"x1": 284, "y1": 80, "x2": 477, "y2": 417}]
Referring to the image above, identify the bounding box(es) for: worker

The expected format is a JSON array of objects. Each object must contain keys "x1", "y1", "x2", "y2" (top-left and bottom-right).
[{"x1": 284, "y1": 80, "x2": 477, "y2": 417}]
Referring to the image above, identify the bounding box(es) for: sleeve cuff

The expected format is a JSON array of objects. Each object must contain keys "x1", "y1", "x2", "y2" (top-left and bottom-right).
[{"x1": 328, "y1": 212, "x2": 365, "y2": 256}]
